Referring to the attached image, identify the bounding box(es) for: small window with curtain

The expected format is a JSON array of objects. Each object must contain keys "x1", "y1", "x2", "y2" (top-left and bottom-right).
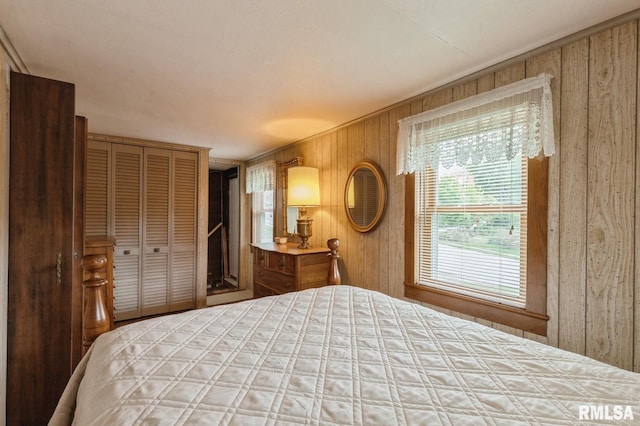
[
  {"x1": 397, "y1": 74, "x2": 555, "y2": 335},
  {"x1": 246, "y1": 161, "x2": 276, "y2": 244}
]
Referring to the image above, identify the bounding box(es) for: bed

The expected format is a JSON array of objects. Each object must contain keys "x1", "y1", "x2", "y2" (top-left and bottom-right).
[{"x1": 51, "y1": 285, "x2": 639, "y2": 425}]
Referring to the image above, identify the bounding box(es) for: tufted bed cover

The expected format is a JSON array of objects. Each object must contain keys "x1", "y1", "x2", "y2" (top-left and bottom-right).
[{"x1": 51, "y1": 286, "x2": 639, "y2": 425}]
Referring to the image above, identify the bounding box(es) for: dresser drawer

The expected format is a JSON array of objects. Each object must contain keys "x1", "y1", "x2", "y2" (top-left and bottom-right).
[
  {"x1": 266, "y1": 251, "x2": 295, "y2": 274},
  {"x1": 254, "y1": 283, "x2": 279, "y2": 299},
  {"x1": 254, "y1": 265, "x2": 296, "y2": 293}
]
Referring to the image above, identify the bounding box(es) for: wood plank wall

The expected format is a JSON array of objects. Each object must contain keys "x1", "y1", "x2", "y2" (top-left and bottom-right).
[{"x1": 246, "y1": 17, "x2": 640, "y2": 372}]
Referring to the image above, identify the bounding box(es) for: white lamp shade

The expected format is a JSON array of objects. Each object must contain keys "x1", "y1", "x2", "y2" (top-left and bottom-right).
[{"x1": 287, "y1": 166, "x2": 320, "y2": 206}]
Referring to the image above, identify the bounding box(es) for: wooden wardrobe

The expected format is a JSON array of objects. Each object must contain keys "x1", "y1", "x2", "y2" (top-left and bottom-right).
[
  {"x1": 86, "y1": 137, "x2": 209, "y2": 322},
  {"x1": 7, "y1": 72, "x2": 86, "y2": 425}
]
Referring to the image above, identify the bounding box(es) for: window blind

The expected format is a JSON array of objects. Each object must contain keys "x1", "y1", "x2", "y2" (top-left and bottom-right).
[{"x1": 416, "y1": 155, "x2": 527, "y2": 307}]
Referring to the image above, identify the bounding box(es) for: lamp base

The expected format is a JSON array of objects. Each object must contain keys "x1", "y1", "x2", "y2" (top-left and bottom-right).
[{"x1": 296, "y1": 217, "x2": 313, "y2": 249}]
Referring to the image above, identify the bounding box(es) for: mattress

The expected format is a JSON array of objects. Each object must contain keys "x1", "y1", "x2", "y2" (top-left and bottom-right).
[{"x1": 51, "y1": 286, "x2": 639, "y2": 425}]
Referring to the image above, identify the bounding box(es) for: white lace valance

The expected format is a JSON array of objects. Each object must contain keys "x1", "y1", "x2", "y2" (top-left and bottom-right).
[
  {"x1": 396, "y1": 73, "x2": 555, "y2": 175},
  {"x1": 246, "y1": 161, "x2": 276, "y2": 193}
]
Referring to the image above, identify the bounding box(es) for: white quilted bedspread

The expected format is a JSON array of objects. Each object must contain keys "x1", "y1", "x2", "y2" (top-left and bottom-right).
[{"x1": 56, "y1": 286, "x2": 639, "y2": 425}]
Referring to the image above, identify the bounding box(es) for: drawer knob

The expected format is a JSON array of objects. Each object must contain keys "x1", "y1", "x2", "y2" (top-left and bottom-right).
[
  {"x1": 284, "y1": 281, "x2": 291, "y2": 289},
  {"x1": 278, "y1": 256, "x2": 286, "y2": 268}
]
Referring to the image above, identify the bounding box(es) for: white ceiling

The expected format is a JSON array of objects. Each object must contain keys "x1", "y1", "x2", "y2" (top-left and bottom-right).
[{"x1": 1, "y1": 1, "x2": 638, "y2": 161}]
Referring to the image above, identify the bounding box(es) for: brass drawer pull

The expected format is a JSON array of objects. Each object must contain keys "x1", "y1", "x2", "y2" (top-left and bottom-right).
[{"x1": 278, "y1": 256, "x2": 286, "y2": 268}]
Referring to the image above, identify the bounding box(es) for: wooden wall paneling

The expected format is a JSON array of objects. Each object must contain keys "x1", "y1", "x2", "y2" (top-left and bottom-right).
[
  {"x1": 452, "y1": 80, "x2": 477, "y2": 101},
  {"x1": 363, "y1": 115, "x2": 380, "y2": 292},
  {"x1": 317, "y1": 135, "x2": 327, "y2": 245},
  {"x1": 493, "y1": 63, "x2": 527, "y2": 337},
  {"x1": 300, "y1": 137, "x2": 317, "y2": 245},
  {"x1": 320, "y1": 133, "x2": 332, "y2": 245},
  {"x1": 347, "y1": 122, "x2": 365, "y2": 286},
  {"x1": 336, "y1": 128, "x2": 349, "y2": 281},
  {"x1": 586, "y1": 22, "x2": 637, "y2": 370},
  {"x1": 378, "y1": 111, "x2": 390, "y2": 295},
  {"x1": 558, "y1": 39, "x2": 590, "y2": 354},
  {"x1": 329, "y1": 132, "x2": 338, "y2": 240},
  {"x1": 387, "y1": 103, "x2": 412, "y2": 299},
  {"x1": 477, "y1": 73, "x2": 495, "y2": 94},
  {"x1": 312, "y1": 136, "x2": 323, "y2": 247},
  {"x1": 525, "y1": 48, "x2": 562, "y2": 346}
]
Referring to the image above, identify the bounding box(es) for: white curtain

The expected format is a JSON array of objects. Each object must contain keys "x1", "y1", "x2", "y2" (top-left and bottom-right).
[
  {"x1": 396, "y1": 73, "x2": 555, "y2": 175},
  {"x1": 246, "y1": 161, "x2": 276, "y2": 193}
]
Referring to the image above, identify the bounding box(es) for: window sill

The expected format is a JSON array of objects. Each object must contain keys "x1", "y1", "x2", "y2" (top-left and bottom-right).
[{"x1": 404, "y1": 283, "x2": 548, "y2": 336}]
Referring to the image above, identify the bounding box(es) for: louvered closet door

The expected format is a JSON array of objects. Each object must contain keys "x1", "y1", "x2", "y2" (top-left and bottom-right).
[
  {"x1": 86, "y1": 141, "x2": 111, "y2": 237},
  {"x1": 112, "y1": 144, "x2": 144, "y2": 320},
  {"x1": 171, "y1": 151, "x2": 197, "y2": 310},
  {"x1": 143, "y1": 148, "x2": 171, "y2": 316}
]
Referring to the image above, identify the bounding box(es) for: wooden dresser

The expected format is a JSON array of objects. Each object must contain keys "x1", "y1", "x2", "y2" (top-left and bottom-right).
[{"x1": 251, "y1": 242, "x2": 335, "y2": 298}]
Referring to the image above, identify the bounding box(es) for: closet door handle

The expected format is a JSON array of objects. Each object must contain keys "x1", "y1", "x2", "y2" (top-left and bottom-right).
[
  {"x1": 56, "y1": 252, "x2": 62, "y2": 285},
  {"x1": 154, "y1": 248, "x2": 160, "y2": 253},
  {"x1": 124, "y1": 250, "x2": 131, "y2": 255}
]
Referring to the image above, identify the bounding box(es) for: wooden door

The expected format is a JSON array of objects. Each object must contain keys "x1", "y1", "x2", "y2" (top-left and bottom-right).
[
  {"x1": 111, "y1": 143, "x2": 143, "y2": 320},
  {"x1": 7, "y1": 72, "x2": 81, "y2": 425},
  {"x1": 142, "y1": 148, "x2": 171, "y2": 315},
  {"x1": 171, "y1": 151, "x2": 197, "y2": 310},
  {"x1": 86, "y1": 140, "x2": 111, "y2": 237}
]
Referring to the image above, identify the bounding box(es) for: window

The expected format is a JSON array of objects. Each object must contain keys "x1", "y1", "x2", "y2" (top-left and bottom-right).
[
  {"x1": 417, "y1": 155, "x2": 527, "y2": 307},
  {"x1": 397, "y1": 74, "x2": 554, "y2": 335},
  {"x1": 252, "y1": 190, "x2": 274, "y2": 243},
  {"x1": 246, "y1": 161, "x2": 276, "y2": 243}
]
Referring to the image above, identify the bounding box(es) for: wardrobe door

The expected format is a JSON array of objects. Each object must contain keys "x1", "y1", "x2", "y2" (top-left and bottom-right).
[
  {"x1": 7, "y1": 72, "x2": 81, "y2": 425},
  {"x1": 142, "y1": 148, "x2": 171, "y2": 316},
  {"x1": 112, "y1": 144, "x2": 143, "y2": 320},
  {"x1": 86, "y1": 140, "x2": 111, "y2": 237},
  {"x1": 171, "y1": 151, "x2": 198, "y2": 310}
]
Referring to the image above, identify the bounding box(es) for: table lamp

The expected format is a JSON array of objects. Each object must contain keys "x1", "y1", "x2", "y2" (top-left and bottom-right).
[{"x1": 287, "y1": 166, "x2": 320, "y2": 248}]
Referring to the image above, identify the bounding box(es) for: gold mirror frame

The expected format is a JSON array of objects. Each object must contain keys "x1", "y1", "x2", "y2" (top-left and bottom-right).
[
  {"x1": 276, "y1": 157, "x2": 302, "y2": 237},
  {"x1": 344, "y1": 160, "x2": 387, "y2": 233}
]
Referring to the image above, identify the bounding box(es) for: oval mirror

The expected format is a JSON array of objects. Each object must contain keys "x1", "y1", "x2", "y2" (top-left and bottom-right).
[{"x1": 344, "y1": 160, "x2": 387, "y2": 233}]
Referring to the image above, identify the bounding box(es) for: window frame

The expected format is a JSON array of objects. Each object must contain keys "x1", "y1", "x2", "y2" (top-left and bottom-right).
[
  {"x1": 404, "y1": 154, "x2": 549, "y2": 336},
  {"x1": 251, "y1": 189, "x2": 274, "y2": 244}
]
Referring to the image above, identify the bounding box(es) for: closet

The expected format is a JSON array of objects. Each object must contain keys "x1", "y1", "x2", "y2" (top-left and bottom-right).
[
  {"x1": 7, "y1": 72, "x2": 85, "y2": 425},
  {"x1": 86, "y1": 137, "x2": 208, "y2": 321}
]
